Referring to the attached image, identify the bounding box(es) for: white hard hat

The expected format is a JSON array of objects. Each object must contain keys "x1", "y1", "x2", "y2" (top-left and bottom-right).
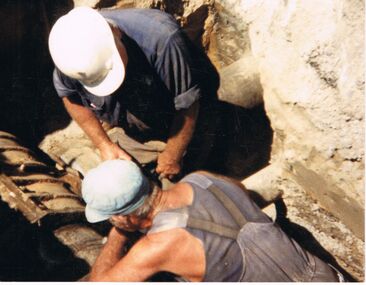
[{"x1": 48, "y1": 7, "x2": 125, "y2": 96}]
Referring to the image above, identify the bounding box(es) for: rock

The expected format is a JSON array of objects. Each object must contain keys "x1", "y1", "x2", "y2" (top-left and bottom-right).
[
  {"x1": 54, "y1": 224, "x2": 105, "y2": 266},
  {"x1": 262, "y1": 203, "x2": 277, "y2": 221},
  {"x1": 218, "y1": 54, "x2": 263, "y2": 108},
  {"x1": 225, "y1": 0, "x2": 364, "y2": 239},
  {"x1": 287, "y1": 161, "x2": 364, "y2": 240},
  {"x1": 242, "y1": 163, "x2": 284, "y2": 206},
  {"x1": 60, "y1": 147, "x2": 101, "y2": 176}
]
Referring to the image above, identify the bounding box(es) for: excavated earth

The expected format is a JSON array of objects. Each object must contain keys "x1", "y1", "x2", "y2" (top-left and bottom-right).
[
  {"x1": 0, "y1": 0, "x2": 363, "y2": 282},
  {"x1": 274, "y1": 178, "x2": 364, "y2": 281}
]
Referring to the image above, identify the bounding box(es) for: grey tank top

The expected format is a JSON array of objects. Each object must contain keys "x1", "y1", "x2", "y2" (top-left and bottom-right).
[{"x1": 147, "y1": 173, "x2": 337, "y2": 282}]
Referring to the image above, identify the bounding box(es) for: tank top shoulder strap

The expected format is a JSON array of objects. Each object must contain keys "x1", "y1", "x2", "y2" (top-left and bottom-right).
[
  {"x1": 182, "y1": 173, "x2": 248, "y2": 239},
  {"x1": 180, "y1": 172, "x2": 213, "y2": 188}
]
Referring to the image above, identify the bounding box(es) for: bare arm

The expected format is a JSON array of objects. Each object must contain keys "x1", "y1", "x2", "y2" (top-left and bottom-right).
[
  {"x1": 89, "y1": 228, "x2": 164, "y2": 282},
  {"x1": 62, "y1": 97, "x2": 131, "y2": 161},
  {"x1": 156, "y1": 101, "x2": 199, "y2": 178},
  {"x1": 89, "y1": 227, "x2": 128, "y2": 280},
  {"x1": 89, "y1": 228, "x2": 205, "y2": 282}
]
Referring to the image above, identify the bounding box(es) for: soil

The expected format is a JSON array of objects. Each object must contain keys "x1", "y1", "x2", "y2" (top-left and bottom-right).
[{"x1": 274, "y1": 177, "x2": 364, "y2": 281}]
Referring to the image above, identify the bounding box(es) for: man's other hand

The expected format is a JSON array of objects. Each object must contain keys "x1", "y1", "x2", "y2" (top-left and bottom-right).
[
  {"x1": 99, "y1": 141, "x2": 132, "y2": 161},
  {"x1": 156, "y1": 151, "x2": 181, "y2": 179}
]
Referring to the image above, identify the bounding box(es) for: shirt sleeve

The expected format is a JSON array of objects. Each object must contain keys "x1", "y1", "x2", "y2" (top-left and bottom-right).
[
  {"x1": 53, "y1": 68, "x2": 120, "y2": 124},
  {"x1": 53, "y1": 68, "x2": 80, "y2": 99},
  {"x1": 155, "y1": 30, "x2": 202, "y2": 110}
]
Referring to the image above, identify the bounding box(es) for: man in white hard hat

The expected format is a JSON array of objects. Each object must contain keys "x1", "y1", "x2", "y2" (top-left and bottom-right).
[
  {"x1": 48, "y1": 7, "x2": 219, "y2": 179},
  {"x1": 80, "y1": 159, "x2": 344, "y2": 282}
]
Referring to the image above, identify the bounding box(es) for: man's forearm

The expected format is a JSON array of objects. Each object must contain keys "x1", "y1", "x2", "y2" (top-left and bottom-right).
[
  {"x1": 90, "y1": 227, "x2": 128, "y2": 280},
  {"x1": 62, "y1": 97, "x2": 113, "y2": 150},
  {"x1": 164, "y1": 101, "x2": 199, "y2": 161},
  {"x1": 62, "y1": 97, "x2": 131, "y2": 161}
]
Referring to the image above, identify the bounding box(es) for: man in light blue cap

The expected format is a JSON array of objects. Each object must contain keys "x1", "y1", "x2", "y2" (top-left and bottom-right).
[
  {"x1": 82, "y1": 160, "x2": 343, "y2": 282},
  {"x1": 82, "y1": 159, "x2": 151, "y2": 223}
]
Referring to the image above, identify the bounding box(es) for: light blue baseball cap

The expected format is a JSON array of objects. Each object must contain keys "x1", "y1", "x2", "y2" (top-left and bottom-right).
[{"x1": 82, "y1": 160, "x2": 150, "y2": 223}]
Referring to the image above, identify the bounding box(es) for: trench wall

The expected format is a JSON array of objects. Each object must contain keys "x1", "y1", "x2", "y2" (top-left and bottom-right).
[
  {"x1": 0, "y1": 0, "x2": 363, "y2": 239},
  {"x1": 222, "y1": 0, "x2": 365, "y2": 239}
]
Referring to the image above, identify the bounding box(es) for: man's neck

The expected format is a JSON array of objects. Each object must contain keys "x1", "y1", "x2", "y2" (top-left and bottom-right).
[{"x1": 151, "y1": 182, "x2": 193, "y2": 218}]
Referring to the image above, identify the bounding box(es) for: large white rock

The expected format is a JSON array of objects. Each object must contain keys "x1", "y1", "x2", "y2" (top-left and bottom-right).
[{"x1": 218, "y1": 0, "x2": 364, "y2": 238}]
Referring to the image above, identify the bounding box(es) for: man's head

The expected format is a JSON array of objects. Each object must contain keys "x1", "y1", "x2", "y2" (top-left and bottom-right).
[
  {"x1": 48, "y1": 7, "x2": 127, "y2": 96},
  {"x1": 82, "y1": 159, "x2": 152, "y2": 224}
]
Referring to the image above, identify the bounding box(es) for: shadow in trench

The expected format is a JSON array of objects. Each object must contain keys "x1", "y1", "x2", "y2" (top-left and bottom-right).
[
  {"x1": 274, "y1": 199, "x2": 356, "y2": 282},
  {"x1": 204, "y1": 102, "x2": 273, "y2": 180},
  {"x1": 0, "y1": 200, "x2": 89, "y2": 281},
  {"x1": 0, "y1": 0, "x2": 74, "y2": 149}
]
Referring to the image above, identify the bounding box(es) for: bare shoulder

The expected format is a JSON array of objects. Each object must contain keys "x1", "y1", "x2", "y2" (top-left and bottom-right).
[
  {"x1": 140, "y1": 227, "x2": 199, "y2": 256},
  {"x1": 136, "y1": 228, "x2": 205, "y2": 281}
]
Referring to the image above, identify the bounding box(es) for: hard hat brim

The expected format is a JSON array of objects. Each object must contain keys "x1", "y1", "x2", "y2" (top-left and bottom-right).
[{"x1": 83, "y1": 44, "x2": 125, "y2": 97}]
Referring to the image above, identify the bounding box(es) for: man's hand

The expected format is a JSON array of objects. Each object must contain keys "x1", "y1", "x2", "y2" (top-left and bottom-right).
[
  {"x1": 98, "y1": 141, "x2": 132, "y2": 161},
  {"x1": 156, "y1": 151, "x2": 181, "y2": 179}
]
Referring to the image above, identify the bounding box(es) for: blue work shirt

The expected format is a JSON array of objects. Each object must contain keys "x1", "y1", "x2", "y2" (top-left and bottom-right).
[{"x1": 53, "y1": 8, "x2": 214, "y2": 141}]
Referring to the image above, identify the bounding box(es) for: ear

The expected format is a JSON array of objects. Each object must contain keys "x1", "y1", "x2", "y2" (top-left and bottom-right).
[
  {"x1": 129, "y1": 215, "x2": 152, "y2": 229},
  {"x1": 109, "y1": 24, "x2": 122, "y2": 39},
  {"x1": 140, "y1": 218, "x2": 152, "y2": 229}
]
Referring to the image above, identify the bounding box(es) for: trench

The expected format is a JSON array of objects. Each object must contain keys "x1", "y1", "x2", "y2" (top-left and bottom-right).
[
  {"x1": 0, "y1": 200, "x2": 88, "y2": 281},
  {"x1": 0, "y1": 1, "x2": 273, "y2": 281},
  {"x1": 0, "y1": 0, "x2": 362, "y2": 282}
]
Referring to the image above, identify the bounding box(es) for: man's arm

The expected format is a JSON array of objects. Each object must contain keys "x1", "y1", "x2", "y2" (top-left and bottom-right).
[
  {"x1": 89, "y1": 228, "x2": 166, "y2": 282},
  {"x1": 156, "y1": 101, "x2": 199, "y2": 178},
  {"x1": 62, "y1": 97, "x2": 131, "y2": 161},
  {"x1": 89, "y1": 227, "x2": 205, "y2": 282},
  {"x1": 89, "y1": 227, "x2": 128, "y2": 280}
]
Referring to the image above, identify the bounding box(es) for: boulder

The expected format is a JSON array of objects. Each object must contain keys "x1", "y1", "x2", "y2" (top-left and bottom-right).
[{"x1": 219, "y1": 0, "x2": 364, "y2": 239}]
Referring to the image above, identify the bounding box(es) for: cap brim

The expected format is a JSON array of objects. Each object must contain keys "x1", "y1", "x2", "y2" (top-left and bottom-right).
[
  {"x1": 83, "y1": 46, "x2": 125, "y2": 97},
  {"x1": 85, "y1": 204, "x2": 112, "y2": 223}
]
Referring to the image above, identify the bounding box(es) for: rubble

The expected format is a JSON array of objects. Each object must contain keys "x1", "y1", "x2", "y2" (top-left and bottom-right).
[{"x1": 0, "y1": 130, "x2": 84, "y2": 225}]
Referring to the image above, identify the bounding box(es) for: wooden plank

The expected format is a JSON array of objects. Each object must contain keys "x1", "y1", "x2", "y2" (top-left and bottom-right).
[{"x1": 0, "y1": 174, "x2": 47, "y2": 223}]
